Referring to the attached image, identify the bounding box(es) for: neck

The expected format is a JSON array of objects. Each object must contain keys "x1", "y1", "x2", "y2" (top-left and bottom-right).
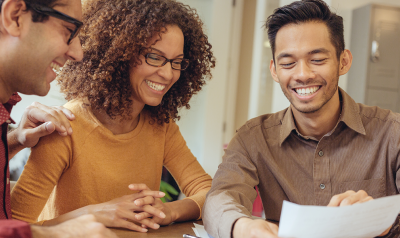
[
  {"x1": 91, "y1": 101, "x2": 145, "y2": 135},
  {"x1": 292, "y1": 89, "x2": 341, "y2": 141},
  {"x1": 0, "y1": 56, "x2": 14, "y2": 104}
]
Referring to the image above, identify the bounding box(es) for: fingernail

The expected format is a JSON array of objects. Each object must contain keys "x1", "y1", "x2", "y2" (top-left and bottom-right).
[
  {"x1": 61, "y1": 125, "x2": 66, "y2": 132},
  {"x1": 160, "y1": 212, "x2": 165, "y2": 218},
  {"x1": 68, "y1": 127, "x2": 73, "y2": 134},
  {"x1": 135, "y1": 214, "x2": 140, "y2": 219},
  {"x1": 142, "y1": 228, "x2": 148, "y2": 232},
  {"x1": 159, "y1": 192, "x2": 165, "y2": 196},
  {"x1": 70, "y1": 113, "x2": 75, "y2": 119},
  {"x1": 154, "y1": 224, "x2": 160, "y2": 229},
  {"x1": 129, "y1": 184, "x2": 134, "y2": 189},
  {"x1": 135, "y1": 200, "x2": 140, "y2": 206}
]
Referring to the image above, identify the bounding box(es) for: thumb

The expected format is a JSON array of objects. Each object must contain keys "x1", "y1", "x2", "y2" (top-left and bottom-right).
[{"x1": 31, "y1": 121, "x2": 55, "y2": 137}]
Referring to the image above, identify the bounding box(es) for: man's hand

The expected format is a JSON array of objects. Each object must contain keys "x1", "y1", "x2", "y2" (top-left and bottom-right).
[
  {"x1": 233, "y1": 217, "x2": 279, "y2": 238},
  {"x1": 8, "y1": 102, "x2": 75, "y2": 157},
  {"x1": 327, "y1": 190, "x2": 373, "y2": 207},
  {"x1": 328, "y1": 190, "x2": 390, "y2": 236},
  {"x1": 31, "y1": 214, "x2": 118, "y2": 238}
]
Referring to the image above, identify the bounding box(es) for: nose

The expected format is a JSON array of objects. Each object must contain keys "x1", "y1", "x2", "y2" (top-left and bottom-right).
[
  {"x1": 157, "y1": 62, "x2": 175, "y2": 81},
  {"x1": 66, "y1": 37, "x2": 84, "y2": 62},
  {"x1": 294, "y1": 60, "x2": 315, "y2": 82}
]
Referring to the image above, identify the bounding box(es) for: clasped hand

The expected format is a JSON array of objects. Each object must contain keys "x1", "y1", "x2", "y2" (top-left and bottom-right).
[{"x1": 87, "y1": 183, "x2": 175, "y2": 232}]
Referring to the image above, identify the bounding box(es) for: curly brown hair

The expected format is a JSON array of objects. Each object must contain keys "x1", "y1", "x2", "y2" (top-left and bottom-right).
[{"x1": 58, "y1": 0, "x2": 215, "y2": 124}]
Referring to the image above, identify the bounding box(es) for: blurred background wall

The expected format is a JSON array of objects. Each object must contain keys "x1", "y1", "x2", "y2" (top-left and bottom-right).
[{"x1": 10, "y1": 0, "x2": 400, "y2": 178}]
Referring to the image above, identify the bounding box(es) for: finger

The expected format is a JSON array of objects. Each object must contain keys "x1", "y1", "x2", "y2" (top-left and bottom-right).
[
  {"x1": 128, "y1": 184, "x2": 151, "y2": 191},
  {"x1": 141, "y1": 204, "x2": 166, "y2": 219},
  {"x1": 135, "y1": 212, "x2": 152, "y2": 221},
  {"x1": 53, "y1": 106, "x2": 75, "y2": 121},
  {"x1": 131, "y1": 190, "x2": 165, "y2": 200},
  {"x1": 30, "y1": 103, "x2": 73, "y2": 135},
  {"x1": 354, "y1": 195, "x2": 373, "y2": 204},
  {"x1": 117, "y1": 210, "x2": 160, "y2": 230},
  {"x1": 339, "y1": 190, "x2": 369, "y2": 207},
  {"x1": 134, "y1": 196, "x2": 155, "y2": 207},
  {"x1": 327, "y1": 190, "x2": 356, "y2": 207},
  {"x1": 27, "y1": 107, "x2": 69, "y2": 136},
  {"x1": 117, "y1": 219, "x2": 149, "y2": 232}
]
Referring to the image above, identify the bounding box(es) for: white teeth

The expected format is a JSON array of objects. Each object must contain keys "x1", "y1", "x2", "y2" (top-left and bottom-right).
[
  {"x1": 145, "y1": 80, "x2": 166, "y2": 92},
  {"x1": 295, "y1": 86, "x2": 319, "y2": 96},
  {"x1": 50, "y1": 62, "x2": 62, "y2": 74}
]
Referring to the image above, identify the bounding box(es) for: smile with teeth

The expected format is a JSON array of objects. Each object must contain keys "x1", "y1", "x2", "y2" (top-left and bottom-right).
[
  {"x1": 294, "y1": 86, "x2": 320, "y2": 96},
  {"x1": 145, "y1": 80, "x2": 166, "y2": 92},
  {"x1": 50, "y1": 62, "x2": 62, "y2": 74}
]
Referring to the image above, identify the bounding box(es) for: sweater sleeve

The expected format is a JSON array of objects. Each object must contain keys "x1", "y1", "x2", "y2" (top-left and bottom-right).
[
  {"x1": 163, "y1": 121, "x2": 212, "y2": 218},
  {"x1": 11, "y1": 131, "x2": 71, "y2": 224},
  {"x1": 0, "y1": 220, "x2": 31, "y2": 238}
]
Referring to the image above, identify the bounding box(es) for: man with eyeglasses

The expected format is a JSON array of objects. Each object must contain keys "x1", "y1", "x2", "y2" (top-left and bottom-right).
[{"x1": 0, "y1": 0, "x2": 117, "y2": 237}]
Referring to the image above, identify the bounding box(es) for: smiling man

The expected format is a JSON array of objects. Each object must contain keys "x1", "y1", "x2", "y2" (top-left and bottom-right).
[
  {"x1": 0, "y1": 0, "x2": 116, "y2": 237},
  {"x1": 203, "y1": 0, "x2": 400, "y2": 237}
]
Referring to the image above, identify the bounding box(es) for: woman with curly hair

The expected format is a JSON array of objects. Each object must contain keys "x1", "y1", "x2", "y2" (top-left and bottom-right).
[{"x1": 11, "y1": 0, "x2": 215, "y2": 232}]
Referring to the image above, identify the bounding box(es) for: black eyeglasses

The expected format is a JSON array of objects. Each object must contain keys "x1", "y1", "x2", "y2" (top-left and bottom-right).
[
  {"x1": 25, "y1": 2, "x2": 83, "y2": 45},
  {"x1": 145, "y1": 53, "x2": 189, "y2": 71}
]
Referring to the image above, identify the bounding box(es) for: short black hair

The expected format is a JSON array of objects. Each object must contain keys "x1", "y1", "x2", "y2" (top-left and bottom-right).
[
  {"x1": 0, "y1": 0, "x2": 59, "y2": 22},
  {"x1": 266, "y1": 0, "x2": 344, "y2": 61}
]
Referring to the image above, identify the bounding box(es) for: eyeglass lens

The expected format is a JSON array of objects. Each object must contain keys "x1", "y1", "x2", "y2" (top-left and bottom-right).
[{"x1": 146, "y1": 53, "x2": 189, "y2": 70}]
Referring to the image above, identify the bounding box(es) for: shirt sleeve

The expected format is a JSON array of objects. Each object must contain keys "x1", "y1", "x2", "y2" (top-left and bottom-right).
[
  {"x1": 0, "y1": 220, "x2": 31, "y2": 238},
  {"x1": 11, "y1": 131, "x2": 71, "y2": 224},
  {"x1": 163, "y1": 121, "x2": 212, "y2": 218},
  {"x1": 202, "y1": 132, "x2": 259, "y2": 238}
]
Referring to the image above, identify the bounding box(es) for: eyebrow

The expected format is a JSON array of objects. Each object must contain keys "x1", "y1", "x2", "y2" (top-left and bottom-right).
[
  {"x1": 276, "y1": 48, "x2": 330, "y2": 61},
  {"x1": 150, "y1": 47, "x2": 184, "y2": 58}
]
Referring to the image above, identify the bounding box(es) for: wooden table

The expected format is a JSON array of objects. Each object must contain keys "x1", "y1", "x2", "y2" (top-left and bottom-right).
[{"x1": 111, "y1": 220, "x2": 202, "y2": 238}]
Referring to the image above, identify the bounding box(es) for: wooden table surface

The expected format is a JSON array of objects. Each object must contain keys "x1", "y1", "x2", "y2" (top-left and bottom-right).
[{"x1": 111, "y1": 220, "x2": 202, "y2": 238}]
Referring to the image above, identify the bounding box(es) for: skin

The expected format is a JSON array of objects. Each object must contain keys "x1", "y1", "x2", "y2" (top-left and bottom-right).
[
  {"x1": 0, "y1": 0, "x2": 115, "y2": 237},
  {"x1": 233, "y1": 21, "x2": 389, "y2": 238},
  {"x1": 41, "y1": 25, "x2": 201, "y2": 232}
]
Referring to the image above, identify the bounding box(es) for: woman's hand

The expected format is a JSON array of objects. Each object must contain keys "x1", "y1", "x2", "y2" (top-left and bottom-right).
[
  {"x1": 134, "y1": 197, "x2": 175, "y2": 226},
  {"x1": 128, "y1": 184, "x2": 176, "y2": 226},
  {"x1": 86, "y1": 188, "x2": 166, "y2": 232}
]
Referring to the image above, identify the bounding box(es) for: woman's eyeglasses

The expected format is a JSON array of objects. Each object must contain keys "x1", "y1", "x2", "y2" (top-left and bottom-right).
[
  {"x1": 145, "y1": 53, "x2": 189, "y2": 71},
  {"x1": 25, "y1": 2, "x2": 83, "y2": 45}
]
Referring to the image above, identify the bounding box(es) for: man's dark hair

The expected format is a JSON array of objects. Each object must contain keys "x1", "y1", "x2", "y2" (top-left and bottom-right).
[
  {"x1": 0, "y1": 0, "x2": 58, "y2": 22},
  {"x1": 266, "y1": 0, "x2": 344, "y2": 61}
]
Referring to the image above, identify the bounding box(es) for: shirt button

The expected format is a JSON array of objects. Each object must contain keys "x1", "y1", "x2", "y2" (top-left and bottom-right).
[
  {"x1": 320, "y1": 183, "x2": 325, "y2": 190},
  {"x1": 318, "y1": 151, "x2": 324, "y2": 157},
  {"x1": 5, "y1": 120, "x2": 11, "y2": 124}
]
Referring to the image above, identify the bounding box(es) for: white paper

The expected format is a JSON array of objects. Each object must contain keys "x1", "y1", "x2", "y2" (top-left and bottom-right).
[
  {"x1": 278, "y1": 194, "x2": 400, "y2": 238},
  {"x1": 192, "y1": 223, "x2": 214, "y2": 238}
]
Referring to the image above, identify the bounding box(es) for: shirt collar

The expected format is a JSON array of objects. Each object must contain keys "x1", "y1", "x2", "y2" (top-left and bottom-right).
[
  {"x1": 0, "y1": 93, "x2": 21, "y2": 125},
  {"x1": 279, "y1": 87, "x2": 366, "y2": 146}
]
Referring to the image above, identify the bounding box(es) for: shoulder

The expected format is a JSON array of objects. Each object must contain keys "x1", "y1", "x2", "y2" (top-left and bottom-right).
[{"x1": 358, "y1": 103, "x2": 400, "y2": 125}]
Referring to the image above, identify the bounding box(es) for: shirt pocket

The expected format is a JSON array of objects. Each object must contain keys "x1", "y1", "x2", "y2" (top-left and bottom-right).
[{"x1": 339, "y1": 178, "x2": 385, "y2": 198}]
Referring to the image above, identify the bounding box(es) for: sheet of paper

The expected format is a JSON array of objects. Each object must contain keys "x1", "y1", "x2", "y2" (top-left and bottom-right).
[
  {"x1": 192, "y1": 223, "x2": 214, "y2": 238},
  {"x1": 278, "y1": 194, "x2": 400, "y2": 238}
]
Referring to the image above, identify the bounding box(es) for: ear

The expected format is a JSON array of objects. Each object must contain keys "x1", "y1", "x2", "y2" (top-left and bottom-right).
[
  {"x1": 338, "y1": 49, "x2": 353, "y2": 76},
  {"x1": 0, "y1": 0, "x2": 28, "y2": 37},
  {"x1": 269, "y1": 59, "x2": 280, "y2": 83}
]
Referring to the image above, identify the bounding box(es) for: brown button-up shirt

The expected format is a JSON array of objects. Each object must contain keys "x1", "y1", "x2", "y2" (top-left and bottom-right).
[{"x1": 203, "y1": 88, "x2": 400, "y2": 238}]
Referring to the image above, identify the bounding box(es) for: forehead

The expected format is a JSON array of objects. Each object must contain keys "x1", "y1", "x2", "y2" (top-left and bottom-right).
[
  {"x1": 274, "y1": 21, "x2": 335, "y2": 57},
  {"x1": 52, "y1": 0, "x2": 83, "y2": 21}
]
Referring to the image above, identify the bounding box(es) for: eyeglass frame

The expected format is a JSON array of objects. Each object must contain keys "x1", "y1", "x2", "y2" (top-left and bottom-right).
[
  {"x1": 144, "y1": 53, "x2": 190, "y2": 71},
  {"x1": 24, "y1": 2, "x2": 83, "y2": 45}
]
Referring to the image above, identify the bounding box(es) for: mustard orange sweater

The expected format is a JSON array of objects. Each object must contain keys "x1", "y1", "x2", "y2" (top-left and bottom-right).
[{"x1": 11, "y1": 99, "x2": 212, "y2": 224}]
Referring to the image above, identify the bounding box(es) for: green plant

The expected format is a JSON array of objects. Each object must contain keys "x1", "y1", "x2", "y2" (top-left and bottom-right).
[{"x1": 159, "y1": 180, "x2": 179, "y2": 203}]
